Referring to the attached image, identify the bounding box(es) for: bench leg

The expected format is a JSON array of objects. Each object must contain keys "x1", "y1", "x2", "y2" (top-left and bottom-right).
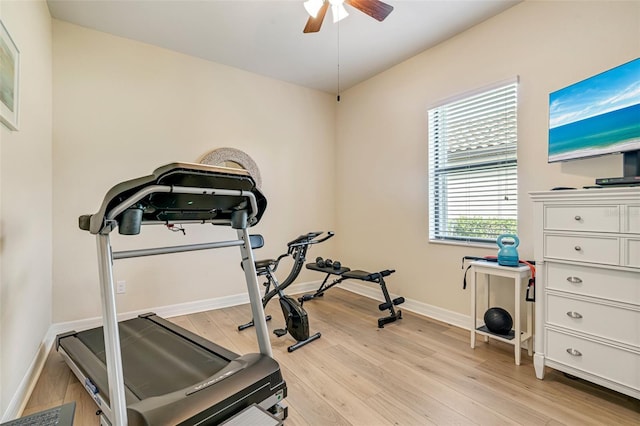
[
  {"x1": 378, "y1": 310, "x2": 402, "y2": 328},
  {"x1": 299, "y1": 275, "x2": 344, "y2": 305},
  {"x1": 377, "y1": 277, "x2": 403, "y2": 328}
]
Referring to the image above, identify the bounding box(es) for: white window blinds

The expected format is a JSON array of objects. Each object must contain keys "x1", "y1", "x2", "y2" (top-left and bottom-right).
[{"x1": 428, "y1": 80, "x2": 518, "y2": 243}]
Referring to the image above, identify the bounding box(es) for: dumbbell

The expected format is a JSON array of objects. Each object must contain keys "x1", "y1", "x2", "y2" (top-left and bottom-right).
[{"x1": 316, "y1": 257, "x2": 341, "y2": 270}]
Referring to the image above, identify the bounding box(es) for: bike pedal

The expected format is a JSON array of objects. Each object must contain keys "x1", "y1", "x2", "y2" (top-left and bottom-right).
[{"x1": 274, "y1": 329, "x2": 287, "y2": 337}]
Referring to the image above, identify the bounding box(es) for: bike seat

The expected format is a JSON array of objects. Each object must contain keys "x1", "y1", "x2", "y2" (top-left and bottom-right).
[
  {"x1": 255, "y1": 258, "x2": 276, "y2": 271},
  {"x1": 240, "y1": 258, "x2": 275, "y2": 272}
]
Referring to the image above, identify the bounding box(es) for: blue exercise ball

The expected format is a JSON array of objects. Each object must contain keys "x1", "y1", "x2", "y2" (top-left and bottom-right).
[{"x1": 484, "y1": 307, "x2": 513, "y2": 335}]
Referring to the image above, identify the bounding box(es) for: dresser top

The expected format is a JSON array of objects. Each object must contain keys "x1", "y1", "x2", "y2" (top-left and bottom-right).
[{"x1": 529, "y1": 186, "x2": 639, "y2": 202}]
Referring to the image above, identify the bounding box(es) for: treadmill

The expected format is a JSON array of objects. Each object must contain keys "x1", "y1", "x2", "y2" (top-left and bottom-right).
[{"x1": 56, "y1": 163, "x2": 286, "y2": 425}]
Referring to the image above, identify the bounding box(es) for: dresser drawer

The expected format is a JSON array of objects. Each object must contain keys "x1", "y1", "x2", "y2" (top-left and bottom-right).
[
  {"x1": 545, "y1": 234, "x2": 619, "y2": 265},
  {"x1": 626, "y1": 205, "x2": 640, "y2": 234},
  {"x1": 546, "y1": 329, "x2": 640, "y2": 390},
  {"x1": 544, "y1": 205, "x2": 619, "y2": 233},
  {"x1": 547, "y1": 294, "x2": 640, "y2": 347},
  {"x1": 624, "y1": 238, "x2": 640, "y2": 268},
  {"x1": 546, "y1": 263, "x2": 640, "y2": 304}
]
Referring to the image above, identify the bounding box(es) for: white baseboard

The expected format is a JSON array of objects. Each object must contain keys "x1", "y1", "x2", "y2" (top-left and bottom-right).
[
  {"x1": 2, "y1": 338, "x2": 51, "y2": 422},
  {"x1": 49, "y1": 292, "x2": 252, "y2": 337},
  {"x1": 337, "y1": 280, "x2": 470, "y2": 330},
  {"x1": 283, "y1": 279, "x2": 470, "y2": 330},
  {"x1": 8, "y1": 280, "x2": 469, "y2": 420}
]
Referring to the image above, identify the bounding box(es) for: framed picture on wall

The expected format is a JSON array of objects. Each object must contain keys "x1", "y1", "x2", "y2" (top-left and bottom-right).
[{"x1": 0, "y1": 19, "x2": 19, "y2": 131}]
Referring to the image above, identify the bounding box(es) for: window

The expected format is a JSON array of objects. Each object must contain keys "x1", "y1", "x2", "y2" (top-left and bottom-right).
[{"x1": 428, "y1": 80, "x2": 518, "y2": 244}]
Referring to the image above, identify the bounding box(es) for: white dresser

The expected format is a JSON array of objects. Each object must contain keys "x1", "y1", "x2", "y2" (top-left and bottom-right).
[{"x1": 529, "y1": 187, "x2": 640, "y2": 399}]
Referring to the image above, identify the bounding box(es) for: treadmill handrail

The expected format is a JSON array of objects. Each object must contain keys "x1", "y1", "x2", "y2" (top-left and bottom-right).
[{"x1": 112, "y1": 239, "x2": 245, "y2": 260}]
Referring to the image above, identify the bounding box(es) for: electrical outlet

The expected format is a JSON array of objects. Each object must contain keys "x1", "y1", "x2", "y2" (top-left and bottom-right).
[{"x1": 116, "y1": 280, "x2": 126, "y2": 294}]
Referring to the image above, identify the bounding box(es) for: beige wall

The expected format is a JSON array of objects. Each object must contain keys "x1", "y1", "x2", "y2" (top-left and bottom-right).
[
  {"x1": 52, "y1": 20, "x2": 337, "y2": 322},
  {"x1": 335, "y1": 1, "x2": 640, "y2": 316},
  {"x1": 0, "y1": 0, "x2": 53, "y2": 417}
]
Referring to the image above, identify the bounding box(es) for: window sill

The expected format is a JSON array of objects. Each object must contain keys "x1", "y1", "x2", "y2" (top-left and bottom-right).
[{"x1": 428, "y1": 239, "x2": 497, "y2": 250}]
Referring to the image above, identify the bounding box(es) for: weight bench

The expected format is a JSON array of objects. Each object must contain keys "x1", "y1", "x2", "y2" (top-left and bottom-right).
[{"x1": 301, "y1": 263, "x2": 405, "y2": 328}]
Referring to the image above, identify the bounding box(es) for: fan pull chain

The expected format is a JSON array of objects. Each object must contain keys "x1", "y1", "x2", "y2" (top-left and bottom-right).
[{"x1": 337, "y1": 17, "x2": 341, "y2": 102}]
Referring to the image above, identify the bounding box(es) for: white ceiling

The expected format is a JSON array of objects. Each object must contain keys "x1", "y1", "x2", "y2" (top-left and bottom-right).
[{"x1": 47, "y1": 0, "x2": 521, "y2": 94}]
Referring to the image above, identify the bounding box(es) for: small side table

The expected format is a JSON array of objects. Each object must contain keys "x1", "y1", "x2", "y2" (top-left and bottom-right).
[{"x1": 469, "y1": 260, "x2": 533, "y2": 365}]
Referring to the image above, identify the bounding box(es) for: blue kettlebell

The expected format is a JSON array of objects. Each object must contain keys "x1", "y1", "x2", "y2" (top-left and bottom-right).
[{"x1": 497, "y1": 234, "x2": 520, "y2": 266}]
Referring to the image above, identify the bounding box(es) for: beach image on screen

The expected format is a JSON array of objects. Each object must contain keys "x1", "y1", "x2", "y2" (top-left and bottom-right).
[{"x1": 548, "y1": 58, "x2": 640, "y2": 162}]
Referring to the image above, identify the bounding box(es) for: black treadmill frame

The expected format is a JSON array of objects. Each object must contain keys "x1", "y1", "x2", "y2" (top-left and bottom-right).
[{"x1": 57, "y1": 162, "x2": 284, "y2": 425}]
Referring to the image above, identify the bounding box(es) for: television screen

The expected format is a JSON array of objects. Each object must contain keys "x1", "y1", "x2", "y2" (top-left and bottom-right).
[{"x1": 548, "y1": 58, "x2": 640, "y2": 163}]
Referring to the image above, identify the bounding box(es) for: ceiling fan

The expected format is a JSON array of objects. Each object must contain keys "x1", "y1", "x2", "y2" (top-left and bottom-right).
[{"x1": 303, "y1": 0, "x2": 394, "y2": 33}]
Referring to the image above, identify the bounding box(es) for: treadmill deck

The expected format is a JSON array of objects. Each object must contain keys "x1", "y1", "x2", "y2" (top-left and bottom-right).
[
  {"x1": 58, "y1": 314, "x2": 286, "y2": 425},
  {"x1": 76, "y1": 316, "x2": 231, "y2": 400}
]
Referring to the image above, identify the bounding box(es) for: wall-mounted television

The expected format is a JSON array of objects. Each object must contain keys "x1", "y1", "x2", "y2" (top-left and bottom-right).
[{"x1": 548, "y1": 58, "x2": 640, "y2": 185}]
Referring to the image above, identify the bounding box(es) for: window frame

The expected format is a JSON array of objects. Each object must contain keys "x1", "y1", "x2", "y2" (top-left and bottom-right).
[{"x1": 428, "y1": 78, "x2": 519, "y2": 246}]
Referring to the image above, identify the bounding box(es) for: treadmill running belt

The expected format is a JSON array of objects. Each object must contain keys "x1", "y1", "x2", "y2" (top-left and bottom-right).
[{"x1": 77, "y1": 317, "x2": 230, "y2": 400}]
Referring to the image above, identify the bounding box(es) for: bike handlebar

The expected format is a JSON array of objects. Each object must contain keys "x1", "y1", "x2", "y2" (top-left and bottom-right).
[
  {"x1": 286, "y1": 231, "x2": 334, "y2": 251},
  {"x1": 265, "y1": 231, "x2": 334, "y2": 289}
]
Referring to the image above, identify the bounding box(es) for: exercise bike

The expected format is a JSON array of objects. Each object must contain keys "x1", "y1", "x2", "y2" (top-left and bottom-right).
[{"x1": 239, "y1": 231, "x2": 334, "y2": 352}]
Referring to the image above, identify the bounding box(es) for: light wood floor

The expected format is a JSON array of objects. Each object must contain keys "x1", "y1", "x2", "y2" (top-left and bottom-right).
[{"x1": 24, "y1": 288, "x2": 639, "y2": 425}]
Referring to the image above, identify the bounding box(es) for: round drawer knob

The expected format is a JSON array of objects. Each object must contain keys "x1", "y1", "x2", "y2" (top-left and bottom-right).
[
  {"x1": 566, "y1": 348, "x2": 582, "y2": 357},
  {"x1": 574, "y1": 246, "x2": 582, "y2": 251},
  {"x1": 574, "y1": 215, "x2": 582, "y2": 221},
  {"x1": 566, "y1": 311, "x2": 583, "y2": 319},
  {"x1": 567, "y1": 276, "x2": 583, "y2": 284}
]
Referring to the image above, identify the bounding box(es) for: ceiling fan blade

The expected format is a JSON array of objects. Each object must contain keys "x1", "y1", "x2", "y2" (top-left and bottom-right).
[
  {"x1": 303, "y1": 2, "x2": 330, "y2": 33},
  {"x1": 345, "y1": 0, "x2": 394, "y2": 22}
]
